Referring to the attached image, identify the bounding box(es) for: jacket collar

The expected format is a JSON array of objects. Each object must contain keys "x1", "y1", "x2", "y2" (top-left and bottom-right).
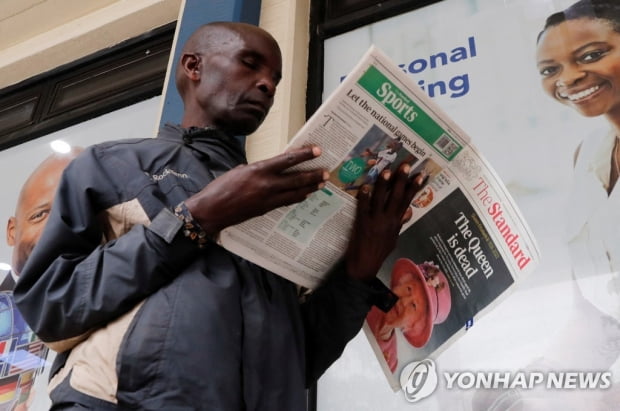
[{"x1": 158, "y1": 123, "x2": 247, "y2": 170}]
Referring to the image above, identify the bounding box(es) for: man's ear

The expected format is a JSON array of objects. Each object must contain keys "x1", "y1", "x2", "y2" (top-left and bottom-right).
[
  {"x1": 181, "y1": 53, "x2": 201, "y2": 81},
  {"x1": 6, "y1": 217, "x2": 15, "y2": 247}
]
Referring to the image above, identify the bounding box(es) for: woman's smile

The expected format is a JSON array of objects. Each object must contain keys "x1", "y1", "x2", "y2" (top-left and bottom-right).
[{"x1": 557, "y1": 81, "x2": 608, "y2": 103}]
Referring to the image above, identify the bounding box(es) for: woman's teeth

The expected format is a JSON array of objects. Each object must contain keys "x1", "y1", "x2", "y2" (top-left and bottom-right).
[{"x1": 560, "y1": 85, "x2": 600, "y2": 101}]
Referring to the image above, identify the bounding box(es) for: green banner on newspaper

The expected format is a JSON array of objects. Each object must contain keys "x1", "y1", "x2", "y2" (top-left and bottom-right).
[{"x1": 358, "y1": 65, "x2": 462, "y2": 161}]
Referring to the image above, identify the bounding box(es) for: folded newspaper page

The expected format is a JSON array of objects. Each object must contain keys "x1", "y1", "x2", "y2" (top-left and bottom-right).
[{"x1": 219, "y1": 45, "x2": 540, "y2": 389}]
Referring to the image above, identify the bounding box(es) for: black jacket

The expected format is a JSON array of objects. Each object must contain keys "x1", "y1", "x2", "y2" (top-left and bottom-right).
[{"x1": 14, "y1": 124, "x2": 385, "y2": 410}]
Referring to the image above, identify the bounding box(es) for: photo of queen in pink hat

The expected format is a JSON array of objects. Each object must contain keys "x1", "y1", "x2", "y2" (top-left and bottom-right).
[{"x1": 366, "y1": 258, "x2": 452, "y2": 373}]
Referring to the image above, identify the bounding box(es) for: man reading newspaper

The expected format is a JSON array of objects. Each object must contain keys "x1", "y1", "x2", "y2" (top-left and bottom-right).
[{"x1": 13, "y1": 22, "x2": 426, "y2": 410}]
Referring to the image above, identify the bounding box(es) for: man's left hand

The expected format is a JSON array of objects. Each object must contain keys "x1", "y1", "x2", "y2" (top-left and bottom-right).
[{"x1": 344, "y1": 163, "x2": 427, "y2": 282}]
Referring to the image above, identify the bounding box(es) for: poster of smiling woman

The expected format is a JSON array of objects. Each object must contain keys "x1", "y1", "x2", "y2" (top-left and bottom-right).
[{"x1": 318, "y1": 1, "x2": 620, "y2": 410}]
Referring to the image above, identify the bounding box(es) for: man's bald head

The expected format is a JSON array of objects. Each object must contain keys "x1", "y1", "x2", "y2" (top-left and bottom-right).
[
  {"x1": 175, "y1": 22, "x2": 279, "y2": 99},
  {"x1": 175, "y1": 22, "x2": 282, "y2": 134},
  {"x1": 7, "y1": 148, "x2": 82, "y2": 275}
]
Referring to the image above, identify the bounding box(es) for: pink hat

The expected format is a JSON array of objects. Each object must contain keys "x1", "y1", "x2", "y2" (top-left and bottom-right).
[{"x1": 390, "y1": 258, "x2": 452, "y2": 348}]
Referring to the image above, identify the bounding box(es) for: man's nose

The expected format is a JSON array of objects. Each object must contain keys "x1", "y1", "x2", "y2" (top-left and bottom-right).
[{"x1": 256, "y1": 73, "x2": 277, "y2": 97}]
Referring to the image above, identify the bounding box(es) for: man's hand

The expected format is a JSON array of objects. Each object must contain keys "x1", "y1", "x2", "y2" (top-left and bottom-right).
[
  {"x1": 185, "y1": 146, "x2": 327, "y2": 235},
  {"x1": 345, "y1": 163, "x2": 427, "y2": 282}
]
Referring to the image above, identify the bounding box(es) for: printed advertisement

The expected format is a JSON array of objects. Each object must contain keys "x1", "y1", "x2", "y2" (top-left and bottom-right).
[{"x1": 317, "y1": 0, "x2": 620, "y2": 410}]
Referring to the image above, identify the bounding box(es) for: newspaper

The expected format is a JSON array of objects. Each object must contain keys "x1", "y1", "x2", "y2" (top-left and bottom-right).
[{"x1": 219, "y1": 45, "x2": 540, "y2": 389}]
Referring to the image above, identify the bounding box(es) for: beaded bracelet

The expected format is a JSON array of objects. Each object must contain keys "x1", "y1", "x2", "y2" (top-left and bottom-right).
[{"x1": 174, "y1": 201, "x2": 209, "y2": 249}]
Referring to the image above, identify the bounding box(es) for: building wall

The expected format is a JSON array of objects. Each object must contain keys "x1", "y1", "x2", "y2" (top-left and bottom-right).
[
  {"x1": 251, "y1": 0, "x2": 311, "y2": 161},
  {"x1": 0, "y1": 0, "x2": 182, "y2": 89},
  {"x1": 0, "y1": 0, "x2": 310, "y2": 161}
]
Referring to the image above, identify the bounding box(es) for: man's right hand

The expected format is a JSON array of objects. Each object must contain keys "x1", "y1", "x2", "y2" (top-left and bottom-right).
[{"x1": 185, "y1": 145, "x2": 327, "y2": 236}]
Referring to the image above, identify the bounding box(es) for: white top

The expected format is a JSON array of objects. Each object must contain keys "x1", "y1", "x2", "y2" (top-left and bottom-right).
[{"x1": 567, "y1": 129, "x2": 620, "y2": 320}]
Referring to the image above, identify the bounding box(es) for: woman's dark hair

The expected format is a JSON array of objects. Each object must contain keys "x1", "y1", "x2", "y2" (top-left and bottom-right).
[{"x1": 537, "y1": 0, "x2": 620, "y2": 43}]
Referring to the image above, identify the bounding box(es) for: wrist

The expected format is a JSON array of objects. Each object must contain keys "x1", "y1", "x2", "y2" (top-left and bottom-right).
[
  {"x1": 183, "y1": 197, "x2": 220, "y2": 237},
  {"x1": 344, "y1": 256, "x2": 376, "y2": 283},
  {"x1": 174, "y1": 201, "x2": 218, "y2": 248}
]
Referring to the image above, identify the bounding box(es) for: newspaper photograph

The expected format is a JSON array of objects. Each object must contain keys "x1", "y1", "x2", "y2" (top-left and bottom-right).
[{"x1": 219, "y1": 45, "x2": 540, "y2": 387}]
